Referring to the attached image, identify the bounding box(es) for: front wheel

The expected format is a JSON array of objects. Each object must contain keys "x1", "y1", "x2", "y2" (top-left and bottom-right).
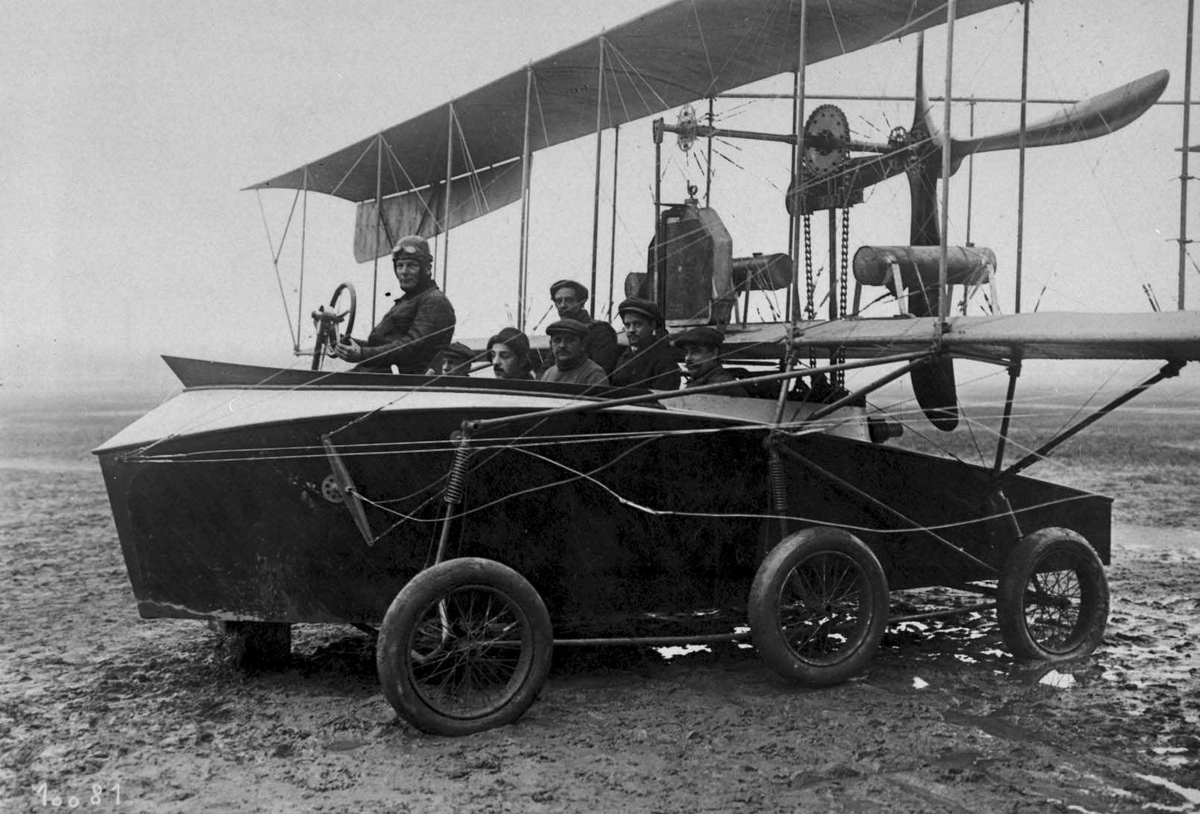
[
  {"x1": 376, "y1": 558, "x2": 553, "y2": 736},
  {"x1": 997, "y1": 527, "x2": 1109, "y2": 661},
  {"x1": 748, "y1": 527, "x2": 889, "y2": 686}
]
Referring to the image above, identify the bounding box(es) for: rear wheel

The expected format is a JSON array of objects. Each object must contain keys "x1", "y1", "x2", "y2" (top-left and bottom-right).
[
  {"x1": 376, "y1": 558, "x2": 553, "y2": 736},
  {"x1": 749, "y1": 527, "x2": 889, "y2": 686},
  {"x1": 997, "y1": 527, "x2": 1109, "y2": 661}
]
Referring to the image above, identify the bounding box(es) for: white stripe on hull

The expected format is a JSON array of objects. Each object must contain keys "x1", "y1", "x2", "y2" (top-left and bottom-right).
[{"x1": 96, "y1": 384, "x2": 871, "y2": 453}]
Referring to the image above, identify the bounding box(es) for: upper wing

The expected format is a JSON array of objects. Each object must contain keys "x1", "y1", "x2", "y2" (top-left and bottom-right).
[
  {"x1": 786, "y1": 311, "x2": 1200, "y2": 362},
  {"x1": 246, "y1": 0, "x2": 1013, "y2": 210}
]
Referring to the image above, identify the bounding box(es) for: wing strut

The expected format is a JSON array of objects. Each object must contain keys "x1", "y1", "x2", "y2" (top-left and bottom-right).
[
  {"x1": 1002, "y1": 360, "x2": 1187, "y2": 478},
  {"x1": 1014, "y1": 0, "x2": 1031, "y2": 314},
  {"x1": 1179, "y1": 0, "x2": 1196, "y2": 309},
  {"x1": 518, "y1": 66, "x2": 534, "y2": 332},
  {"x1": 991, "y1": 353, "x2": 1022, "y2": 473}
]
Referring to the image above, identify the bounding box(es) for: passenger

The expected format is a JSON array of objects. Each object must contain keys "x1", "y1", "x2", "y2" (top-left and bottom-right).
[
  {"x1": 547, "y1": 279, "x2": 620, "y2": 374},
  {"x1": 671, "y1": 326, "x2": 749, "y2": 397},
  {"x1": 487, "y1": 327, "x2": 535, "y2": 381},
  {"x1": 333, "y1": 235, "x2": 455, "y2": 372},
  {"x1": 539, "y1": 319, "x2": 609, "y2": 386},
  {"x1": 425, "y1": 342, "x2": 477, "y2": 376},
  {"x1": 609, "y1": 297, "x2": 681, "y2": 390}
]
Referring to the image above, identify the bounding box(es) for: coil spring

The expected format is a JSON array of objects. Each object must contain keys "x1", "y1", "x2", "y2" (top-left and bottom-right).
[
  {"x1": 768, "y1": 445, "x2": 788, "y2": 513},
  {"x1": 996, "y1": 487, "x2": 1022, "y2": 541},
  {"x1": 443, "y1": 440, "x2": 471, "y2": 506}
]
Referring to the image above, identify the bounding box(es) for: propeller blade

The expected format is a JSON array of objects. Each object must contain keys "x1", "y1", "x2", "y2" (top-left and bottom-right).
[
  {"x1": 950, "y1": 69, "x2": 1169, "y2": 163},
  {"x1": 906, "y1": 31, "x2": 945, "y2": 313},
  {"x1": 906, "y1": 32, "x2": 958, "y2": 431},
  {"x1": 911, "y1": 359, "x2": 959, "y2": 432},
  {"x1": 912, "y1": 33, "x2": 935, "y2": 142}
]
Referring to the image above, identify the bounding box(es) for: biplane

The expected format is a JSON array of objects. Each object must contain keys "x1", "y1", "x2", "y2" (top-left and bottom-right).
[{"x1": 95, "y1": 0, "x2": 1200, "y2": 736}]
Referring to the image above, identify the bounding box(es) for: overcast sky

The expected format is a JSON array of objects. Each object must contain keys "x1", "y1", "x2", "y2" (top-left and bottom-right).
[{"x1": 3, "y1": 0, "x2": 1197, "y2": 401}]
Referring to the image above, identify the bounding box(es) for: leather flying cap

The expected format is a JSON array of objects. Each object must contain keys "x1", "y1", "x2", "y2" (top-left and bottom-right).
[
  {"x1": 392, "y1": 235, "x2": 433, "y2": 265},
  {"x1": 670, "y1": 325, "x2": 725, "y2": 348},
  {"x1": 549, "y1": 279, "x2": 589, "y2": 302},
  {"x1": 487, "y1": 327, "x2": 530, "y2": 358},
  {"x1": 617, "y1": 296, "x2": 664, "y2": 327},
  {"x1": 545, "y1": 318, "x2": 589, "y2": 339}
]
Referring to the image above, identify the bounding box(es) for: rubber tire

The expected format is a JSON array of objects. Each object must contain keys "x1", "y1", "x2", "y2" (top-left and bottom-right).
[
  {"x1": 997, "y1": 527, "x2": 1109, "y2": 661},
  {"x1": 376, "y1": 558, "x2": 553, "y2": 736},
  {"x1": 749, "y1": 527, "x2": 889, "y2": 686}
]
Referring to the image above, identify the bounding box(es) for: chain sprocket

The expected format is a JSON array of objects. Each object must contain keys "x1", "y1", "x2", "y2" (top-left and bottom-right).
[{"x1": 803, "y1": 104, "x2": 850, "y2": 176}]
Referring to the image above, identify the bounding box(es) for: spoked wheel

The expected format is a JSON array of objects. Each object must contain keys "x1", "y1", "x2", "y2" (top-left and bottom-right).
[
  {"x1": 376, "y1": 558, "x2": 553, "y2": 736},
  {"x1": 749, "y1": 527, "x2": 889, "y2": 686},
  {"x1": 310, "y1": 282, "x2": 357, "y2": 370},
  {"x1": 997, "y1": 527, "x2": 1109, "y2": 661}
]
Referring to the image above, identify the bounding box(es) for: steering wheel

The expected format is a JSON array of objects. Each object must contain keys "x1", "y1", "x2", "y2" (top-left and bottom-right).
[{"x1": 310, "y1": 282, "x2": 357, "y2": 370}]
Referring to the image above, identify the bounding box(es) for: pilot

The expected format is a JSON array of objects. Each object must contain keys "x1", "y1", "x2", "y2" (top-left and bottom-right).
[
  {"x1": 334, "y1": 235, "x2": 456, "y2": 373},
  {"x1": 609, "y1": 297, "x2": 681, "y2": 390},
  {"x1": 548, "y1": 279, "x2": 620, "y2": 374},
  {"x1": 487, "y1": 327, "x2": 535, "y2": 381},
  {"x1": 425, "y1": 342, "x2": 478, "y2": 376},
  {"x1": 671, "y1": 326, "x2": 748, "y2": 396},
  {"x1": 539, "y1": 319, "x2": 609, "y2": 386}
]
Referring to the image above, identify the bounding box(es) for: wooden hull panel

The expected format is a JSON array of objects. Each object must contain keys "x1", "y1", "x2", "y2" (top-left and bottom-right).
[{"x1": 96, "y1": 380, "x2": 1111, "y2": 638}]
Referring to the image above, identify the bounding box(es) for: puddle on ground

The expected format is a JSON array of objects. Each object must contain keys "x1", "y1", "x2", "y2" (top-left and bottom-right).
[
  {"x1": 1136, "y1": 773, "x2": 1200, "y2": 810},
  {"x1": 658, "y1": 644, "x2": 711, "y2": 660}
]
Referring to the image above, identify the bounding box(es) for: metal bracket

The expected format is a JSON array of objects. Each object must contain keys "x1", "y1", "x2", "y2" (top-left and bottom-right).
[{"x1": 321, "y1": 435, "x2": 375, "y2": 547}]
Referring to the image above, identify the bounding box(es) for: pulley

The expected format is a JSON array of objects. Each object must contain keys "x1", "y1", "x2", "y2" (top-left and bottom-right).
[{"x1": 676, "y1": 104, "x2": 698, "y2": 152}]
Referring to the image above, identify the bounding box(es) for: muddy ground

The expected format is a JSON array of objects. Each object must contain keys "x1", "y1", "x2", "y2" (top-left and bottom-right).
[
  {"x1": 4, "y1": 388, "x2": 1200, "y2": 813},
  {"x1": 2, "y1": 462, "x2": 1198, "y2": 814}
]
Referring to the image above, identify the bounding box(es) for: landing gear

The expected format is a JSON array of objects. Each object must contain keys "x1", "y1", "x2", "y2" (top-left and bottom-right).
[
  {"x1": 997, "y1": 528, "x2": 1109, "y2": 661},
  {"x1": 749, "y1": 527, "x2": 889, "y2": 686},
  {"x1": 376, "y1": 558, "x2": 553, "y2": 736}
]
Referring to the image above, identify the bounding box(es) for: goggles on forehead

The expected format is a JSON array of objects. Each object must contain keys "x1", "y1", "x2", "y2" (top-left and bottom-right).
[{"x1": 392, "y1": 240, "x2": 432, "y2": 265}]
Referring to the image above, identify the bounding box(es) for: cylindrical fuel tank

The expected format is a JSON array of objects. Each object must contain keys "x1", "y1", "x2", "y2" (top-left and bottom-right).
[{"x1": 852, "y1": 245, "x2": 997, "y2": 287}]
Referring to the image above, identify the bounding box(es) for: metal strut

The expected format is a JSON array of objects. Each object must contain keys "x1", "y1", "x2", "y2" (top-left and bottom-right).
[
  {"x1": 322, "y1": 436, "x2": 375, "y2": 546},
  {"x1": 1004, "y1": 360, "x2": 1186, "y2": 478},
  {"x1": 987, "y1": 356, "x2": 1026, "y2": 542}
]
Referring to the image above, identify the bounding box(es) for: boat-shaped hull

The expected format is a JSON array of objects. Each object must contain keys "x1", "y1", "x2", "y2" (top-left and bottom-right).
[{"x1": 96, "y1": 361, "x2": 1111, "y2": 637}]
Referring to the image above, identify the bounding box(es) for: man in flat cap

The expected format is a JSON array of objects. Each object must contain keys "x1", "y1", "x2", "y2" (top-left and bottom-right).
[
  {"x1": 425, "y1": 341, "x2": 478, "y2": 376},
  {"x1": 487, "y1": 327, "x2": 535, "y2": 381},
  {"x1": 548, "y1": 279, "x2": 620, "y2": 374},
  {"x1": 671, "y1": 326, "x2": 748, "y2": 397},
  {"x1": 539, "y1": 319, "x2": 609, "y2": 386},
  {"x1": 334, "y1": 235, "x2": 456, "y2": 373},
  {"x1": 609, "y1": 297, "x2": 681, "y2": 390}
]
